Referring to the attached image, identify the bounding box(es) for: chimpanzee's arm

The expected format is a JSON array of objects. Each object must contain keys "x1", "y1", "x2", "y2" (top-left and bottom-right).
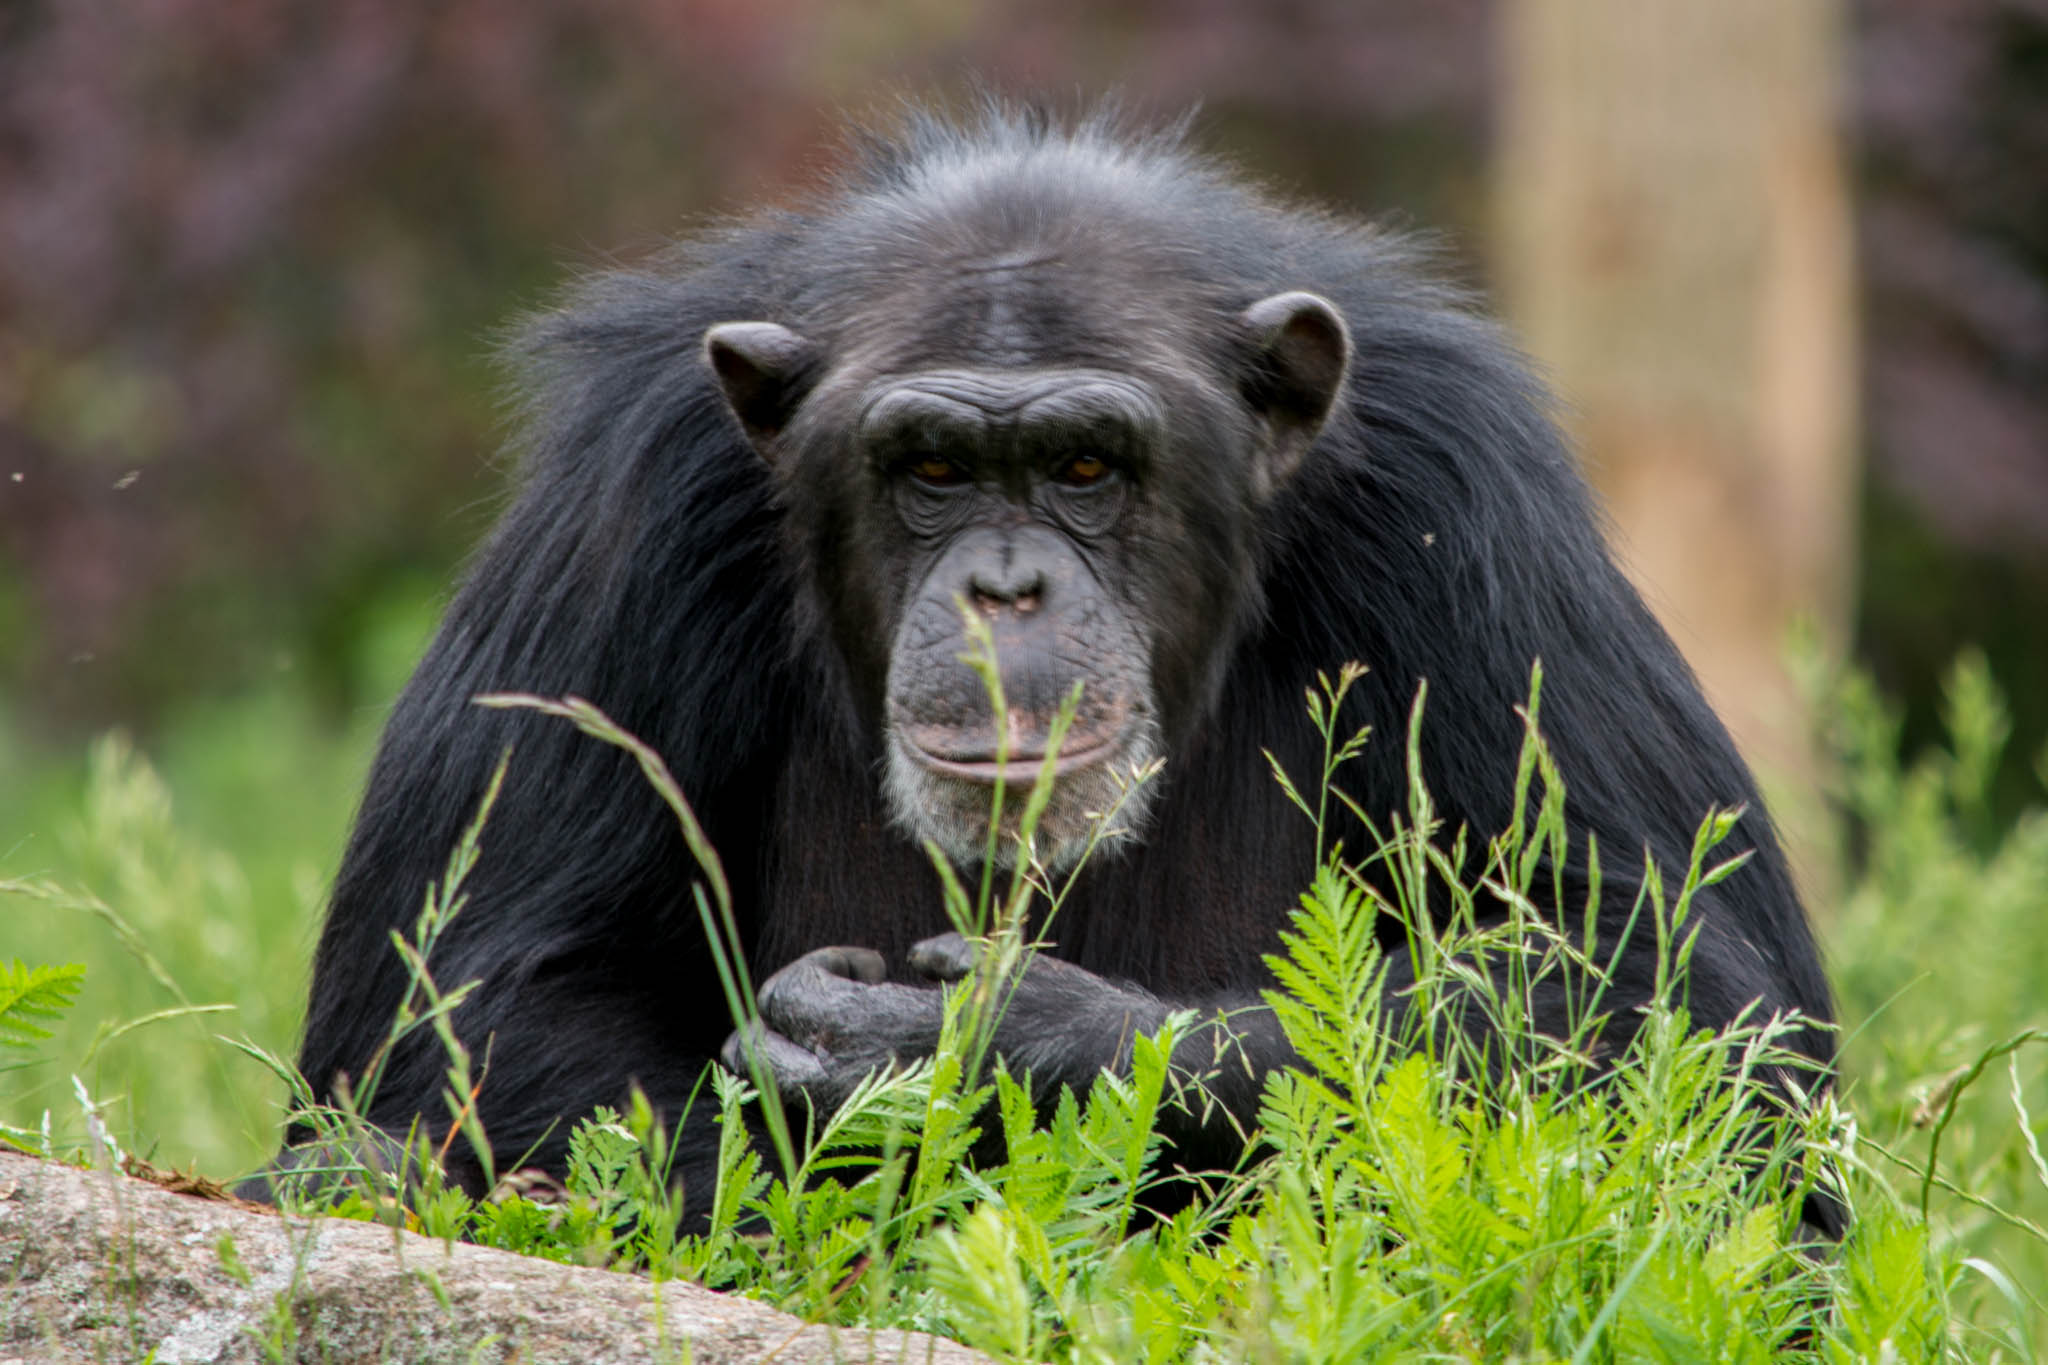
[
  {"x1": 721, "y1": 932, "x2": 1294, "y2": 1170},
  {"x1": 722, "y1": 920, "x2": 1779, "y2": 1177}
]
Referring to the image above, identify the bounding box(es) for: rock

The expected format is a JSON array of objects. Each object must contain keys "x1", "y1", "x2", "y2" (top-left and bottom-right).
[{"x1": 0, "y1": 1149, "x2": 986, "y2": 1364}]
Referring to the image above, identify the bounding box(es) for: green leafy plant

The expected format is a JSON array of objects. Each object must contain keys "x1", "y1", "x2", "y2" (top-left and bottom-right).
[
  {"x1": 396, "y1": 662, "x2": 1968, "y2": 1362},
  {"x1": 0, "y1": 959, "x2": 85, "y2": 1052},
  {"x1": 0, "y1": 958, "x2": 86, "y2": 1153},
  {"x1": 12, "y1": 646, "x2": 2047, "y2": 1358}
]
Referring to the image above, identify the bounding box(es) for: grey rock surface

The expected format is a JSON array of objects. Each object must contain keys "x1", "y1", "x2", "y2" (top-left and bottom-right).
[{"x1": 0, "y1": 1149, "x2": 987, "y2": 1364}]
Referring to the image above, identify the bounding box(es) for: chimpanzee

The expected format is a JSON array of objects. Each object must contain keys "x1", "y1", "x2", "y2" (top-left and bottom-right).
[{"x1": 266, "y1": 103, "x2": 1834, "y2": 1226}]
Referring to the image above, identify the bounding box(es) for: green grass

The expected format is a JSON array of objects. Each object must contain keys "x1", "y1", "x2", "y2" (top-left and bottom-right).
[
  {"x1": 0, "y1": 593, "x2": 431, "y2": 1174},
  {"x1": 4, "y1": 645, "x2": 2048, "y2": 1359}
]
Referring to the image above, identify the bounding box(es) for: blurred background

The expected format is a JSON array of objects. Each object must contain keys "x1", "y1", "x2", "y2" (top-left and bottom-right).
[{"x1": 2, "y1": 0, "x2": 2045, "y2": 1281}]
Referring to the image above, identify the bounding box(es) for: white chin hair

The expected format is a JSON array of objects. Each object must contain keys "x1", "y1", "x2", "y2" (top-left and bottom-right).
[{"x1": 882, "y1": 725, "x2": 1161, "y2": 875}]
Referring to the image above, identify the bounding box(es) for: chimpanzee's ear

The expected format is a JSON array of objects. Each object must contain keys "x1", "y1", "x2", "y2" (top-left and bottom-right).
[
  {"x1": 1236, "y1": 291, "x2": 1351, "y2": 495},
  {"x1": 703, "y1": 322, "x2": 821, "y2": 454}
]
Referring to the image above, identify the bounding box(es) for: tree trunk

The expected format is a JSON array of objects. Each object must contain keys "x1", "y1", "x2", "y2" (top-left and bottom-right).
[{"x1": 1495, "y1": 0, "x2": 1858, "y2": 873}]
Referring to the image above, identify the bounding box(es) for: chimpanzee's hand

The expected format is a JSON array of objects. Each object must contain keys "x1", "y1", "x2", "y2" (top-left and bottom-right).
[
  {"x1": 719, "y1": 933, "x2": 1169, "y2": 1112},
  {"x1": 718, "y1": 944, "x2": 944, "y2": 1111}
]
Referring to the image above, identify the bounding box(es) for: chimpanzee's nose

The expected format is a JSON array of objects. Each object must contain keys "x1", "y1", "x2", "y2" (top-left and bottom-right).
[{"x1": 968, "y1": 563, "x2": 1046, "y2": 616}]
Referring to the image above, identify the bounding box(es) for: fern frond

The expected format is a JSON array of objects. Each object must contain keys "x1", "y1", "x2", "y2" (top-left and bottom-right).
[{"x1": 0, "y1": 960, "x2": 85, "y2": 1048}]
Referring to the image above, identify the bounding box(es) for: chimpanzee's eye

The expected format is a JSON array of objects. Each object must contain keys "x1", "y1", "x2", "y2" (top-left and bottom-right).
[
  {"x1": 908, "y1": 455, "x2": 969, "y2": 487},
  {"x1": 1055, "y1": 454, "x2": 1111, "y2": 487}
]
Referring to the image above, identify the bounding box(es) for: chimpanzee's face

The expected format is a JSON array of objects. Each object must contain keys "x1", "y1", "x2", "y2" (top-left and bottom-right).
[
  {"x1": 704, "y1": 268, "x2": 1347, "y2": 870},
  {"x1": 853, "y1": 362, "x2": 1167, "y2": 867}
]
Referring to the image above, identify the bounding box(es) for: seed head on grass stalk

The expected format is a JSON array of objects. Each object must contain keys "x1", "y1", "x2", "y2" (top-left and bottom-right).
[
  {"x1": 473, "y1": 692, "x2": 799, "y2": 1183},
  {"x1": 922, "y1": 602, "x2": 1166, "y2": 1102},
  {"x1": 929, "y1": 604, "x2": 1084, "y2": 1083},
  {"x1": 228, "y1": 755, "x2": 510, "y2": 1208}
]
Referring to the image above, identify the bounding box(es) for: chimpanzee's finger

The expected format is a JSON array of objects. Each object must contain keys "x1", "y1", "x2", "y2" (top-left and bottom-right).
[
  {"x1": 909, "y1": 932, "x2": 979, "y2": 982},
  {"x1": 720, "y1": 1020, "x2": 829, "y2": 1090},
  {"x1": 800, "y1": 945, "x2": 889, "y2": 983}
]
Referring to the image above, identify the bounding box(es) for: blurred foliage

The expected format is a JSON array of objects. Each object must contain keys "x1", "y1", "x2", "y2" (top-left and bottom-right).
[
  {"x1": 1860, "y1": 483, "x2": 2048, "y2": 823},
  {"x1": 1803, "y1": 649, "x2": 2048, "y2": 1337},
  {"x1": 0, "y1": 0, "x2": 1485, "y2": 739},
  {"x1": 0, "y1": 590, "x2": 433, "y2": 1171},
  {"x1": 1854, "y1": 0, "x2": 2048, "y2": 828},
  {"x1": 3, "y1": 1, "x2": 2043, "y2": 808}
]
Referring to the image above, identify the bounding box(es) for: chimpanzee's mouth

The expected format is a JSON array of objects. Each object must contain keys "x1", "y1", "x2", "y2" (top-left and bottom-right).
[
  {"x1": 882, "y1": 703, "x2": 1164, "y2": 871},
  {"x1": 899, "y1": 728, "x2": 1125, "y2": 786}
]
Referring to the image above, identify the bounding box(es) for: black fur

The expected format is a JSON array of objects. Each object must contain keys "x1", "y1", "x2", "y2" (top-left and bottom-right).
[{"x1": 273, "y1": 104, "x2": 1834, "y2": 1223}]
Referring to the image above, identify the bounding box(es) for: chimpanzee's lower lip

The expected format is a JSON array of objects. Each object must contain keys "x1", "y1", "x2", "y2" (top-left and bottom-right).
[{"x1": 904, "y1": 733, "x2": 1123, "y2": 785}]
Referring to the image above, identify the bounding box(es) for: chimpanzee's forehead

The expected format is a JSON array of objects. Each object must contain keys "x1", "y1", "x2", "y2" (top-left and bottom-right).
[
  {"x1": 931, "y1": 251, "x2": 1128, "y2": 368},
  {"x1": 842, "y1": 236, "x2": 1219, "y2": 378},
  {"x1": 825, "y1": 150, "x2": 1231, "y2": 372}
]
